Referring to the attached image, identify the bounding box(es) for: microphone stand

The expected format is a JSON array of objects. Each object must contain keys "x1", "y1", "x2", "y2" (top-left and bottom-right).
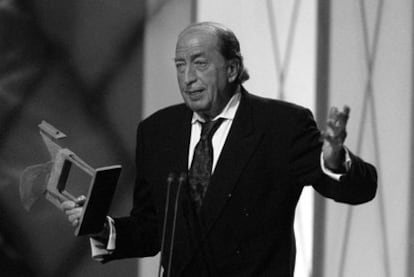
[
  {"x1": 158, "y1": 173, "x2": 187, "y2": 277},
  {"x1": 166, "y1": 173, "x2": 186, "y2": 277},
  {"x1": 158, "y1": 173, "x2": 175, "y2": 277}
]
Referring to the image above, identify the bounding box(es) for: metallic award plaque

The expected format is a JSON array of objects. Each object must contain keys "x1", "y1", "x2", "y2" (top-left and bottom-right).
[{"x1": 20, "y1": 121, "x2": 122, "y2": 236}]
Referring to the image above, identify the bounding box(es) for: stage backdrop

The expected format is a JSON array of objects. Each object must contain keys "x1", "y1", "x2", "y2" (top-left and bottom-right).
[{"x1": 322, "y1": 0, "x2": 414, "y2": 276}]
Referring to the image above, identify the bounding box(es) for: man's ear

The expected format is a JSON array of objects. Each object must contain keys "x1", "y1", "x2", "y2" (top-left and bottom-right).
[{"x1": 227, "y1": 59, "x2": 240, "y2": 83}]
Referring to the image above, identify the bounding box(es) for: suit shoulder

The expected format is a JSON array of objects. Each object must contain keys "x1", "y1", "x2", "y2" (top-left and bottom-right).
[
  {"x1": 246, "y1": 92, "x2": 313, "y2": 119},
  {"x1": 141, "y1": 102, "x2": 190, "y2": 126}
]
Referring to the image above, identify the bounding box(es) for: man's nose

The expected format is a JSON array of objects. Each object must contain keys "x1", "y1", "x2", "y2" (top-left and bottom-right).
[{"x1": 184, "y1": 65, "x2": 196, "y2": 85}]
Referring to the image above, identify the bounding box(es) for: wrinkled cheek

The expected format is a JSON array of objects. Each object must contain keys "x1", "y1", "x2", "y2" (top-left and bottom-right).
[{"x1": 176, "y1": 77, "x2": 185, "y2": 91}]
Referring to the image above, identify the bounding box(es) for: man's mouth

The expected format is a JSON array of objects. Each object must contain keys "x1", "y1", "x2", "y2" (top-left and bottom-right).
[{"x1": 185, "y1": 89, "x2": 204, "y2": 96}]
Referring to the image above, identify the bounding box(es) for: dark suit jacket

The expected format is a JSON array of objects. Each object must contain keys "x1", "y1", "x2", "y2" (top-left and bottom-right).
[{"x1": 108, "y1": 90, "x2": 377, "y2": 276}]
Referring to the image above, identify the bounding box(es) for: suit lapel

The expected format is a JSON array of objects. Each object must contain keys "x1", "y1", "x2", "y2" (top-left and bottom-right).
[
  {"x1": 159, "y1": 105, "x2": 195, "y2": 254},
  {"x1": 201, "y1": 91, "x2": 263, "y2": 235},
  {"x1": 163, "y1": 105, "x2": 192, "y2": 173}
]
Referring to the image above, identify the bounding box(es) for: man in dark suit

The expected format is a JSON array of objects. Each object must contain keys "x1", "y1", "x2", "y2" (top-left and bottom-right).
[{"x1": 62, "y1": 22, "x2": 377, "y2": 276}]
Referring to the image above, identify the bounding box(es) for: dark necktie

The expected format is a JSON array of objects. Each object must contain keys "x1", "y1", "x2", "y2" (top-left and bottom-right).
[{"x1": 188, "y1": 118, "x2": 224, "y2": 212}]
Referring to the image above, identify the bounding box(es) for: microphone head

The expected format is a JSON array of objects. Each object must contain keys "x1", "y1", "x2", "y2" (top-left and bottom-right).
[
  {"x1": 178, "y1": 172, "x2": 187, "y2": 184},
  {"x1": 167, "y1": 172, "x2": 176, "y2": 184}
]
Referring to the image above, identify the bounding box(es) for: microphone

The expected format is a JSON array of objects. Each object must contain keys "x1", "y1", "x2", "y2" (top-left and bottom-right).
[
  {"x1": 158, "y1": 173, "x2": 175, "y2": 277},
  {"x1": 158, "y1": 172, "x2": 187, "y2": 277},
  {"x1": 166, "y1": 173, "x2": 187, "y2": 277}
]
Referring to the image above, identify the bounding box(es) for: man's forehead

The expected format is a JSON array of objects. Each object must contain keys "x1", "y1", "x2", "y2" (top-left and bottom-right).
[
  {"x1": 178, "y1": 24, "x2": 218, "y2": 40},
  {"x1": 176, "y1": 28, "x2": 219, "y2": 53},
  {"x1": 175, "y1": 39, "x2": 215, "y2": 55},
  {"x1": 175, "y1": 46, "x2": 209, "y2": 59}
]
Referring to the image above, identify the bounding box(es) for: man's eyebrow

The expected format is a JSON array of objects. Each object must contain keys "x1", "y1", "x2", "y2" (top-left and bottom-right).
[
  {"x1": 173, "y1": 52, "x2": 208, "y2": 62},
  {"x1": 191, "y1": 53, "x2": 208, "y2": 60},
  {"x1": 189, "y1": 51, "x2": 208, "y2": 59}
]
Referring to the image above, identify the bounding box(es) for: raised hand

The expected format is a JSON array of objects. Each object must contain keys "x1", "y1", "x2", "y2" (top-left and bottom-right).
[{"x1": 322, "y1": 106, "x2": 350, "y2": 170}]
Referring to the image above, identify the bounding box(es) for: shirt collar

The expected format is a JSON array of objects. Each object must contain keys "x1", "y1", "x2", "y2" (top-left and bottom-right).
[{"x1": 191, "y1": 90, "x2": 242, "y2": 124}]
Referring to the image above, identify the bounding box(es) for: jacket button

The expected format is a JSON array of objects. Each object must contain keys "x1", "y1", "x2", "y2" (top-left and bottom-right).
[
  {"x1": 228, "y1": 193, "x2": 232, "y2": 198},
  {"x1": 235, "y1": 249, "x2": 241, "y2": 255}
]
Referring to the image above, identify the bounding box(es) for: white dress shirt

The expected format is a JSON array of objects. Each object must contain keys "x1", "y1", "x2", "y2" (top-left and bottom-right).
[{"x1": 188, "y1": 91, "x2": 241, "y2": 172}]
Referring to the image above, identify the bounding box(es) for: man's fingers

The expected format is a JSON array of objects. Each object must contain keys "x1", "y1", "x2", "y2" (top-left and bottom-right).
[
  {"x1": 65, "y1": 207, "x2": 83, "y2": 216},
  {"x1": 68, "y1": 213, "x2": 81, "y2": 222},
  {"x1": 62, "y1": 196, "x2": 86, "y2": 207},
  {"x1": 326, "y1": 120, "x2": 342, "y2": 139},
  {"x1": 324, "y1": 105, "x2": 350, "y2": 146},
  {"x1": 70, "y1": 217, "x2": 80, "y2": 227},
  {"x1": 343, "y1": 105, "x2": 350, "y2": 117},
  {"x1": 67, "y1": 208, "x2": 83, "y2": 227},
  {"x1": 60, "y1": 200, "x2": 76, "y2": 211},
  {"x1": 337, "y1": 107, "x2": 350, "y2": 127},
  {"x1": 328, "y1": 106, "x2": 338, "y2": 119},
  {"x1": 75, "y1": 195, "x2": 86, "y2": 206},
  {"x1": 60, "y1": 200, "x2": 83, "y2": 227},
  {"x1": 328, "y1": 106, "x2": 350, "y2": 120},
  {"x1": 326, "y1": 105, "x2": 350, "y2": 133},
  {"x1": 322, "y1": 131, "x2": 346, "y2": 146},
  {"x1": 59, "y1": 194, "x2": 87, "y2": 229}
]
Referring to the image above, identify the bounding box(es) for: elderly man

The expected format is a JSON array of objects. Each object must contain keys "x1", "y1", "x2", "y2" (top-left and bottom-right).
[{"x1": 62, "y1": 22, "x2": 377, "y2": 276}]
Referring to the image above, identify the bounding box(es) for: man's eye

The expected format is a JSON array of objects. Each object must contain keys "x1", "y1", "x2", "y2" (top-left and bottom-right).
[
  {"x1": 194, "y1": 60, "x2": 208, "y2": 68},
  {"x1": 175, "y1": 63, "x2": 186, "y2": 72},
  {"x1": 195, "y1": 60, "x2": 206, "y2": 64}
]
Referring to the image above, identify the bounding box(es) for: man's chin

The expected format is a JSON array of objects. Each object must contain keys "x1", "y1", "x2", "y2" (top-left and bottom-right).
[
  {"x1": 189, "y1": 105, "x2": 207, "y2": 114},
  {"x1": 186, "y1": 102, "x2": 211, "y2": 116},
  {"x1": 184, "y1": 98, "x2": 205, "y2": 110}
]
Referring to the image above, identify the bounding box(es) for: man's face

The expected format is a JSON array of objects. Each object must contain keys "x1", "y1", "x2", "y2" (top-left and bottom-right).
[{"x1": 174, "y1": 28, "x2": 234, "y2": 120}]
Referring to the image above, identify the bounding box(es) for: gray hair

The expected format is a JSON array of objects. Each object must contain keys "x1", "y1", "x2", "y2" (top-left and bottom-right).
[{"x1": 179, "y1": 22, "x2": 250, "y2": 84}]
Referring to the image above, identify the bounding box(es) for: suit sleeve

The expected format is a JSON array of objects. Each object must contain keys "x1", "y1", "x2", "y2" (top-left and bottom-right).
[
  {"x1": 288, "y1": 108, "x2": 377, "y2": 205},
  {"x1": 313, "y1": 150, "x2": 377, "y2": 204},
  {"x1": 103, "y1": 122, "x2": 160, "y2": 262}
]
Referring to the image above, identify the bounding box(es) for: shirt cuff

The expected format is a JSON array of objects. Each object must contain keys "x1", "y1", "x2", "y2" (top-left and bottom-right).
[
  {"x1": 90, "y1": 216, "x2": 116, "y2": 261},
  {"x1": 320, "y1": 147, "x2": 352, "y2": 181}
]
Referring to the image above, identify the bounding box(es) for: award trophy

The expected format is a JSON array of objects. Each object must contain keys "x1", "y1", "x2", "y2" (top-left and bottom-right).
[{"x1": 20, "y1": 121, "x2": 122, "y2": 236}]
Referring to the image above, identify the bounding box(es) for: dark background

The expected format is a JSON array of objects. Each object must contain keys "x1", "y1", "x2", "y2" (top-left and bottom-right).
[{"x1": 0, "y1": 0, "x2": 159, "y2": 276}]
